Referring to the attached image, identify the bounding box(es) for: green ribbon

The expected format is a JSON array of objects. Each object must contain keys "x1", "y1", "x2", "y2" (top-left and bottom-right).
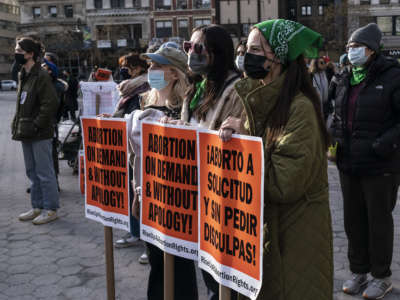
[
  {"x1": 351, "y1": 67, "x2": 368, "y2": 86},
  {"x1": 190, "y1": 79, "x2": 207, "y2": 111}
]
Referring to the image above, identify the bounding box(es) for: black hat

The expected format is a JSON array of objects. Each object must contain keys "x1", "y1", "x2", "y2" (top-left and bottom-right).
[{"x1": 348, "y1": 23, "x2": 382, "y2": 52}]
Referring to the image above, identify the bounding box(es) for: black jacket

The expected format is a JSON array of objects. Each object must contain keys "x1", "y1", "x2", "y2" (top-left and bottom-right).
[
  {"x1": 329, "y1": 54, "x2": 400, "y2": 175},
  {"x1": 12, "y1": 63, "x2": 59, "y2": 141}
]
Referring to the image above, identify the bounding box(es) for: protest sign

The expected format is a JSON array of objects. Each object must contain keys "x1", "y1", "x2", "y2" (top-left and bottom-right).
[
  {"x1": 81, "y1": 117, "x2": 130, "y2": 231},
  {"x1": 80, "y1": 82, "x2": 118, "y2": 116},
  {"x1": 197, "y1": 130, "x2": 264, "y2": 299},
  {"x1": 140, "y1": 121, "x2": 198, "y2": 260},
  {"x1": 79, "y1": 150, "x2": 85, "y2": 195}
]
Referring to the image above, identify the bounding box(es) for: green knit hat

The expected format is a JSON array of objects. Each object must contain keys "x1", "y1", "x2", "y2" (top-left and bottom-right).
[{"x1": 254, "y1": 19, "x2": 323, "y2": 65}]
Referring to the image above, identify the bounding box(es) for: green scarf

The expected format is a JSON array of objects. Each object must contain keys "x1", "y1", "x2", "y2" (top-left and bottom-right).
[
  {"x1": 350, "y1": 67, "x2": 367, "y2": 86},
  {"x1": 254, "y1": 19, "x2": 323, "y2": 65},
  {"x1": 190, "y1": 79, "x2": 207, "y2": 111}
]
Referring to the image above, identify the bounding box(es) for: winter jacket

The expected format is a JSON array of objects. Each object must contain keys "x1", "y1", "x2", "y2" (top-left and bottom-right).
[
  {"x1": 329, "y1": 54, "x2": 400, "y2": 175},
  {"x1": 12, "y1": 63, "x2": 59, "y2": 141},
  {"x1": 235, "y1": 74, "x2": 333, "y2": 300},
  {"x1": 181, "y1": 72, "x2": 243, "y2": 130}
]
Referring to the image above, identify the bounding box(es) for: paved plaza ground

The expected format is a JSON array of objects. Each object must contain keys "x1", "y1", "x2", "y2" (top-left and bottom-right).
[{"x1": 1, "y1": 91, "x2": 400, "y2": 300}]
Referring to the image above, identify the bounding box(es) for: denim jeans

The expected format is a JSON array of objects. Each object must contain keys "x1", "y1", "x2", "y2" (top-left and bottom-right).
[{"x1": 22, "y1": 139, "x2": 59, "y2": 210}]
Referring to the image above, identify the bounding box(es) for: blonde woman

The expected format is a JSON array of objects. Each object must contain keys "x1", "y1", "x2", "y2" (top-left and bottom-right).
[{"x1": 127, "y1": 42, "x2": 198, "y2": 300}]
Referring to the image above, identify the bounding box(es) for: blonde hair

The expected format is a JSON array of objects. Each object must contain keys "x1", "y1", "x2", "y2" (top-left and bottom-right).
[{"x1": 143, "y1": 66, "x2": 188, "y2": 110}]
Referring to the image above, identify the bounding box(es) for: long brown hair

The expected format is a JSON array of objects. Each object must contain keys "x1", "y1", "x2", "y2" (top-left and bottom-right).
[
  {"x1": 187, "y1": 25, "x2": 237, "y2": 120},
  {"x1": 266, "y1": 54, "x2": 331, "y2": 150}
]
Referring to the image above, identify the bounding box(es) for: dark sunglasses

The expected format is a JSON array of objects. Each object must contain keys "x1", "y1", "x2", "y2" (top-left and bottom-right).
[{"x1": 183, "y1": 41, "x2": 205, "y2": 54}]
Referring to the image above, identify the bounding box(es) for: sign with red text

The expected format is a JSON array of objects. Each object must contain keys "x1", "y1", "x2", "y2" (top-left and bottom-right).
[
  {"x1": 197, "y1": 129, "x2": 264, "y2": 299},
  {"x1": 141, "y1": 121, "x2": 198, "y2": 260},
  {"x1": 81, "y1": 117, "x2": 130, "y2": 231}
]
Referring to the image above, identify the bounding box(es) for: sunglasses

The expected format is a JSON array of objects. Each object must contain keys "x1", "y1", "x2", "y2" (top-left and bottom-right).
[{"x1": 183, "y1": 41, "x2": 205, "y2": 54}]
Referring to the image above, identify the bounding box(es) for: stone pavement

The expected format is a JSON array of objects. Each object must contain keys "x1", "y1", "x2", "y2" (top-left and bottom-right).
[{"x1": 1, "y1": 90, "x2": 400, "y2": 300}]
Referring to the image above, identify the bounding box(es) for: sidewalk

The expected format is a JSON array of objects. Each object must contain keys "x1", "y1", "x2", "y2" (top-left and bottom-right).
[{"x1": 0, "y1": 94, "x2": 399, "y2": 299}]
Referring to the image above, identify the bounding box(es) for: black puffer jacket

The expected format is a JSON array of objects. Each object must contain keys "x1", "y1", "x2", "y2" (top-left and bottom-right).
[{"x1": 330, "y1": 54, "x2": 400, "y2": 175}]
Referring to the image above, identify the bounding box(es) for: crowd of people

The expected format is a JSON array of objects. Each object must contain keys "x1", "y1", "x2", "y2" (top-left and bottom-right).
[{"x1": 11, "y1": 18, "x2": 400, "y2": 300}]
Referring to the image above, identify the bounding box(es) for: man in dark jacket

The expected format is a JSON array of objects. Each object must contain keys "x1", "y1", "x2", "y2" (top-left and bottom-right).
[
  {"x1": 12, "y1": 37, "x2": 60, "y2": 225},
  {"x1": 62, "y1": 69, "x2": 79, "y2": 121},
  {"x1": 330, "y1": 24, "x2": 400, "y2": 299}
]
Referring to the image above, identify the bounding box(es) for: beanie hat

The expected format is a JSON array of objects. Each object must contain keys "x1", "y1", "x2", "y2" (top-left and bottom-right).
[{"x1": 348, "y1": 23, "x2": 382, "y2": 52}]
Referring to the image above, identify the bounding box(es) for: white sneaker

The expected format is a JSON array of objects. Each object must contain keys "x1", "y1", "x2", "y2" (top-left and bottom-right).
[
  {"x1": 114, "y1": 233, "x2": 140, "y2": 248},
  {"x1": 32, "y1": 210, "x2": 58, "y2": 225},
  {"x1": 138, "y1": 252, "x2": 149, "y2": 264},
  {"x1": 18, "y1": 208, "x2": 42, "y2": 221}
]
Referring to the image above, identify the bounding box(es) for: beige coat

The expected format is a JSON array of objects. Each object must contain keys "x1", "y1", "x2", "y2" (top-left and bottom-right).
[{"x1": 181, "y1": 72, "x2": 243, "y2": 129}]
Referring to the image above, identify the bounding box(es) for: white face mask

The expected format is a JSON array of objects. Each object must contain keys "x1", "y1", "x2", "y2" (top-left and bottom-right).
[
  {"x1": 235, "y1": 55, "x2": 245, "y2": 72},
  {"x1": 348, "y1": 46, "x2": 369, "y2": 67}
]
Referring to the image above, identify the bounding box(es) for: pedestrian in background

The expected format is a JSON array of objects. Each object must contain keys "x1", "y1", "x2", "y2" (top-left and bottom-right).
[
  {"x1": 330, "y1": 23, "x2": 400, "y2": 299},
  {"x1": 219, "y1": 19, "x2": 333, "y2": 300},
  {"x1": 235, "y1": 40, "x2": 247, "y2": 76},
  {"x1": 12, "y1": 37, "x2": 60, "y2": 225},
  {"x1": 309, "y1": 57, "x2": 330, "y2": 120},
  {"x1": 112, "y1": 53, "x2": 150, "y2": 265},
  {"x1": 62, "y1": 69, "x2": 79, "y2": 121}
]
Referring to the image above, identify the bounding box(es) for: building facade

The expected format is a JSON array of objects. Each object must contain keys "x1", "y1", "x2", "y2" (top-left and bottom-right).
[
  {"x1": 280, "y1": 0, "x2": 347, "y2": 59},
  {"x1": 0, "y1": 0, "x2": 20, "y2": 80},
  {"x1": 348, "y1": 0, "x2": 400, "y2": 59},
  {"x1": 19, "y1": 0, "x2": 87, "y2": 75},
  {"x1": 150, "y1": 0, "x2": 215, "y2": 42},
  {"x1": 216, "y1": 0, "x2": 279, "y2": 42}
]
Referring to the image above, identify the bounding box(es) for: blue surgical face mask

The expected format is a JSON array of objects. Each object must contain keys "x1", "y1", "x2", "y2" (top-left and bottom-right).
[
  {"x1": 148, "y1": 70, "x2": 168, "y2": 91},
  {"x1": 235, "y1": 55, "x2": 245, "y2": 72},
  {"x1": 348, "y1": 46, "x2": 369, "y2": 67}
]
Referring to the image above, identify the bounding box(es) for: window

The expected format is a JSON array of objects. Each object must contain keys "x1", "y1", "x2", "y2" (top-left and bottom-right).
[
  {"x1": 377, "y1": 16, "x2": 393, "y2": 35},
  {"x1": 289, "y1": 7, "x2": 296, "y2": 20},
  {"x1": 360, "y1": 0, "x2": 370, "y2": 4},
  {"x1": 396, "y1": 16, "x2": 400, "y2": 35},
  {"x1": 318, "y1": 5, "x2": 324, "y2": 16},
  {"x1": 194, "y1": 18, "x2": 211, "y2": 27},
  {"x1": 194, "y1": 0, "x2": 211, "y2": 9},
  {"x1": 155, "y1": 0, "x2": 171, "y2": 10},
  {"x1": 156, "y1": 20, "x2": 172, "y2": 38},
  {"x1": 32, "y1": 7, "x2": 41, "y2": 18},
  {"x1": 94, "y1": 0, "x2": 103, "y2": 9},
  {"x1": 64, "y1": 5, "x2": 73, "y2": 18},
  {"x1": 178, "y1": 20, "x2": 189, "y2": 39},
  {"x1": 177, "y1": 0, "x2": 187, "y2": 9},
  {"x1": 49, "y1": 6, "x2": 57, "y2": 17},
  {"x1": 111, "y1": 0, "x2": 125, "y2": 8},
  {"x1": 380, "y1": 0, "x2": 390, "y2": 4},
  {"x1": 133, "y1": 0, "x2": 141, "y2": 7},
  {"x1": 301, "y1": 5, "x2": 312, "y2": 16}
]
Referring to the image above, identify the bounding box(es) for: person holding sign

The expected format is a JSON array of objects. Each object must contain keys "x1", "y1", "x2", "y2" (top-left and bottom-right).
[
  {"x1": 181, "y1": 24, "x2": 243, "y2": 300},
  {"x1": 127, "y1": 42, "x2": 199, "y2": 300},
  {"x1": 219, "y1": 20, "x2": 333, "y2": 300}
]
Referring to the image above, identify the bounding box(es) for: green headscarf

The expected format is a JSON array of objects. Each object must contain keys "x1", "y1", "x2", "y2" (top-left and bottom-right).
[
  {"x1": 350, "y1": 67, "x2": 368, "y2": 86},
  {"x1": 254, "y1": 19, "x2": 323, "y2": 65}
]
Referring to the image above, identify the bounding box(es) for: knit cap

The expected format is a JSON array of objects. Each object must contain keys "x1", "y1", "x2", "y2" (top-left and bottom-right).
[{"x1": 348, "y1": 23, "x2": 382, "y2": 52}]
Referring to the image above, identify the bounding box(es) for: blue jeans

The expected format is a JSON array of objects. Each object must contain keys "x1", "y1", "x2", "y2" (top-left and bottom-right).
[{"x1": 22, "y1": 139, "x2": 59, "y2": 210}]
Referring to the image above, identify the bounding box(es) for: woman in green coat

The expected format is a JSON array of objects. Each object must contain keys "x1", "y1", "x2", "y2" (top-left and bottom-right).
[{"x1": 220, "y1": 19, "x2": 333, "y2": 300}]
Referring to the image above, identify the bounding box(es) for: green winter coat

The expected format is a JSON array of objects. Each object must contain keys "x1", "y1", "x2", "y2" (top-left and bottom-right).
[
  {"x1": 11, "y1": 62, "x2": 59, "y2": 141},
  {"x1": 235, "y1": 74, "x2": 333, "y2": 300}
]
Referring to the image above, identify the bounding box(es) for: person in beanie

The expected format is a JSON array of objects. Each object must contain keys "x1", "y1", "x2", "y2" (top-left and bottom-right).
[
  {"x1": 330, "y1": 23, "x2": 400, "y2": 299},
  {"x1": 12, "y1": 37, "x2": 60, "y2": 225},
  {"x1": 219, "y1": 19, "x2": 333, "y2": 300}
]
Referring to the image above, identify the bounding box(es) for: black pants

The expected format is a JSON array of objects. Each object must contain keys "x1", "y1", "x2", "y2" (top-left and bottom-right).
[
  {"x1": 339, "y1": 172, "x2": 399, "y2": 278},
  {"x1": 147, "y1": 243, "x2": 198, "y2": 300},
  {"x1": 202, "y1": 270, "x2": 238, "y2": 300}
]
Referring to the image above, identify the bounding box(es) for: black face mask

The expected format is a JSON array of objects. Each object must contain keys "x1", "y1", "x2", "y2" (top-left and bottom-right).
[
  {"x1": 244, "y1": 52, "x2": 270, "y2": 79},
  {"x1": 15, "y1": 53, "x2": 27, "y2": 65},
  {"x1": 188, "y1": 53, "x2": 209, "y2": 75},
  {"x1": 119, "y1": 68, "x2": 131, "y2": 80}
]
